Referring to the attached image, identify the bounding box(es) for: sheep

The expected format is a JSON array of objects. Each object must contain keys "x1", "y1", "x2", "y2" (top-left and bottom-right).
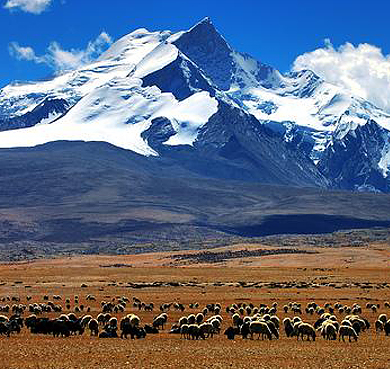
[
  {"x1": 224, "y1": 326, "x2": 236, "y2": 340},
  {"x1": 153, "y1": 313, "x2": 168, "y2": 330},
  {"x1": 341, "y1": 319, "x2": 352, "y2": 327},
  {"x1": 102, "y1": 313, "x2": 111, "y2": 325},
  {"x1": 199, "y1": 322, "x2": 214, "y2": 338},
  {"x1": 144, "y1": 324, "x2": 158, "y2": 334},
  {"x1": 283, "y1": 318, "x2": 294, "y2": 338},
  {"x1": 314, "y1": 317, "x2": 326, "y2": 330},
  {"x1": 384, "y1": 320, "x2": 390, "y2": 336},
  {"x1": 292, "y1": 316, "x2": 302, "y2": 324},
  {"x1": 352, "y1": 321, "x2": 362, "y2": 336},
  {"x1": 339, "y1": 325, "x2": 358, "y2": 342},
  {"x1": 88, "y1": 319, "x2": 99, "y2": 336},
  {"x1": 67, "y1": 313, "x2": 77, "y2": 322},
  {"x1": 375, "y1": 320, "x2": 384, "y2": 332},
  {"x1": 58, "y1": 314, "x2": 69, "y2": 321},
  {"x1": 210, "y1": 318, "x2": 221, "y2": 333},
  {"x1": 207, "y1": 315, "x2": 223, "y2": 324},
  {"x1": 25, "y1": 315, "x2": 37, "y2": 329},
  {"x1": 178, "y1": 316, "x2": 188, "y2": 327},
  {"x1": 249, "y1": 321, "x2": 272, "y2": 340},
  {"x1": 180, "y1": 324, "x2": 189, "y2": 339},
  {"x1": 196, "y1": 312, "x2": 204, "y2": 324},
  {"x1": 80, "y1": 315, "x2": 92, "y2": 328},
  {"x1": 243, "y1": 316, "x2": 252, "y2": 324},
  {"x1": 173, "y1": 302, "x2": 183, "y2": 311},
  {"x1": 295, "y1": 323, "x2": 316, "y2": 341},
  {"x1": 144, "y1": 303, "x2": 154, "y2": 312},
  {"x1": 129, "y1": 314, "x2": 140, "y2": 327},
  {"x1": 266, "y1": 320, "x2": 279, "y2": 339},
  {"x1": 239, "y1": 322, "x2": 250, "y2": 339},
  {"x1": 120, "y1": 322, "x2": 146, "y2": 339},
  {"x1": 232, "y1": 313, "x2": 241, "y2": 327},
  {"x1": 187, "y1": 314, "x2": 196, "y2": 325},
  {"x1": 97, "y1": 313, "x2": 106, "y2": 325},
  {"x1": 270, "y1": 316, "x2": 280, "y2": 329},
  {"x1": 320, "y1": 321, "x2": 337, "y2": 340},
  {"x1": 107, "y1": 317, "x2": 118, "y2": 329},
  {"x1": 188, "y1": 324, "x2": 202, "y2": 340},
  {"x1": 262, "y1": 314, "x2": 271, "y2": 321}
]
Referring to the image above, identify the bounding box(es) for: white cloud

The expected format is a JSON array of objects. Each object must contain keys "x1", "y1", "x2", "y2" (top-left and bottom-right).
[
  {"x1": 9, "y1": 43, "x2": 41, "y2": 61},
  {"x1": 9, "y1": 32, "x2": 113, "y2": 71},
  {"x1": 4, "y1": 0, "x2": 52, "y2": 14},
  {"x1": 293, "y1": 41, "x2": 390, "y2": 113}
]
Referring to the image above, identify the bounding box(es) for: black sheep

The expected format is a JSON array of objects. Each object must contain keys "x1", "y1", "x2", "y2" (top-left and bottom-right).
[{"x1": 224, "y1": 326, "x2": 236, "y2": 340}]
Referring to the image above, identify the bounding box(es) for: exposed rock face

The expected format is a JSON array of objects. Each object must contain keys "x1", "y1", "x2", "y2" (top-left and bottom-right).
[
  {"x1": 319, "y1": 119, "x2": 390, "y2": 192},
  {"x1": 0, "y1": 98, "x2": 69, "y2": 131}
]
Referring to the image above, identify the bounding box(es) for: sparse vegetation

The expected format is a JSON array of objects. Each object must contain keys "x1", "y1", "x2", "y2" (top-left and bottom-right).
[{"x1": 0, "y1": 252, "x2": 389, "y2": 368}]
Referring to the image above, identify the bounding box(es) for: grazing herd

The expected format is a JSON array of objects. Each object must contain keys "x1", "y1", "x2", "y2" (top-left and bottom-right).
[{"x1": 0, "y1": 294, "x2": 389, "y2": 345}]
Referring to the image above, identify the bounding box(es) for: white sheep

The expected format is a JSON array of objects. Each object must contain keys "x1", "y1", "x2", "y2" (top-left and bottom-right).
[
  {"x1": 187, "y1": 324, "x2": 200, "y2": 340},
  {"x1": 187, "y1": 314, "x2": 196, "y2": 325},
  {"x1": 153, "y1": 313, "x2": 168, "y2": 330},
  {"x1": 339, "y1": 325, "x2": 358, "y2": 342},
  {"x1": 210, "y1": 318, "x2": 221, "y2": 333},
  {"x1": 88, "y1": 319, "x2": 99, "y2": 336},
  {"x1": 270, "y1": 315, "x2": 280, "y2": 329},
  {"x1": 320, "y1": 321, "x2": 337, "y2": 340},
  {"x1": 129, "y1": 314, "x2": 140, "y2": 327},
  {"x1": 180, "y1": 324, "x2": 189, "y2": 339},
  {"x1": 178, "y1": 316, "x2": 188, "y2": 327},
  {"x1": 80, "y1": 315, "x2": 92, "y2": 327},
  {"x1": 232, "y1": 313, "x2": 241, "y2": 327},
  {"x1": 249, "y1": 321, "x2": 272, "y2": 340},
  {"x1": 196, "y1": 312, "x2": 204, "y2": 324},
  {"x1": 199, "y1": 322, "x2": 214, "y2": 338},
  {"x1": 375, "y1": 320, "x2": 384, "y2": 332},
  {"x1": 296, "y1": 323, "x2": 316, "y2": 341}
]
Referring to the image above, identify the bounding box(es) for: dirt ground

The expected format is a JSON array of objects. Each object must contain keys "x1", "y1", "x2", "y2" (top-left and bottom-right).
[{"x1": 0, "y1": 243, "x2": 389, "y2": 368}]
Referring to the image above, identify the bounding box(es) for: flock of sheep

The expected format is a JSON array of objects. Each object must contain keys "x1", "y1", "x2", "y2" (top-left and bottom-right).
[{"x1": 0, "y1": 294, "x2": 389, "y2": 344}]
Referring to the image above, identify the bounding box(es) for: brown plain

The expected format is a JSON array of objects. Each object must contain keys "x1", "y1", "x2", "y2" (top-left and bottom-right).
[{"x1": 0, "y1": 242, "x2": 389, "y2": 369}]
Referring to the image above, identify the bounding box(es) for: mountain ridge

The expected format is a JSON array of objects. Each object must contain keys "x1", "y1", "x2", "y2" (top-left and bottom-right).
[{"x1": 0, "y1": 18, "x2": 390, "y2": 192}]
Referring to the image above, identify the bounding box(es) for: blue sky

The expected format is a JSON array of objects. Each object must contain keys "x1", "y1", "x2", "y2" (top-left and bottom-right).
[{"x1": 2, "y1": 0, "x2": 390, "y2": 110}]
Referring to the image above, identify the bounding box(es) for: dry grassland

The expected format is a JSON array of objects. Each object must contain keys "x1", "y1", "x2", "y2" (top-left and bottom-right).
[{"x1": 0, "y1": 243, "x2": 389, "y2": 368}]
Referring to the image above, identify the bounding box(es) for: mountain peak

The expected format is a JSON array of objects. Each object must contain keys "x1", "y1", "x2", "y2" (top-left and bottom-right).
[
  {"x1": 185, "y1": 16, "x2": 222, "y2": 40},
  {"x1": 173, "y1": 18, "x2": 233, "y2": 90},
  {"x1": 192, "y1": 16, "x2": 212, "y2": 27}
]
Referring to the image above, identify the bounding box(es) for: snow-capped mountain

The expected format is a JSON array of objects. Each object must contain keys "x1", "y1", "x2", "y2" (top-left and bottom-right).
[{"x1": 1, "y1": 17, "x2": 390, "y2": 191}]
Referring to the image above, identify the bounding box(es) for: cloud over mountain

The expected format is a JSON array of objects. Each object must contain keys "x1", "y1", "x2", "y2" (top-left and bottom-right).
[
  {"x1": 9, "y1": 32, "x2": 112, "y2": 71},
  {"x1": 293, "y1": 40, "x2": 390, "y2": 113}
]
